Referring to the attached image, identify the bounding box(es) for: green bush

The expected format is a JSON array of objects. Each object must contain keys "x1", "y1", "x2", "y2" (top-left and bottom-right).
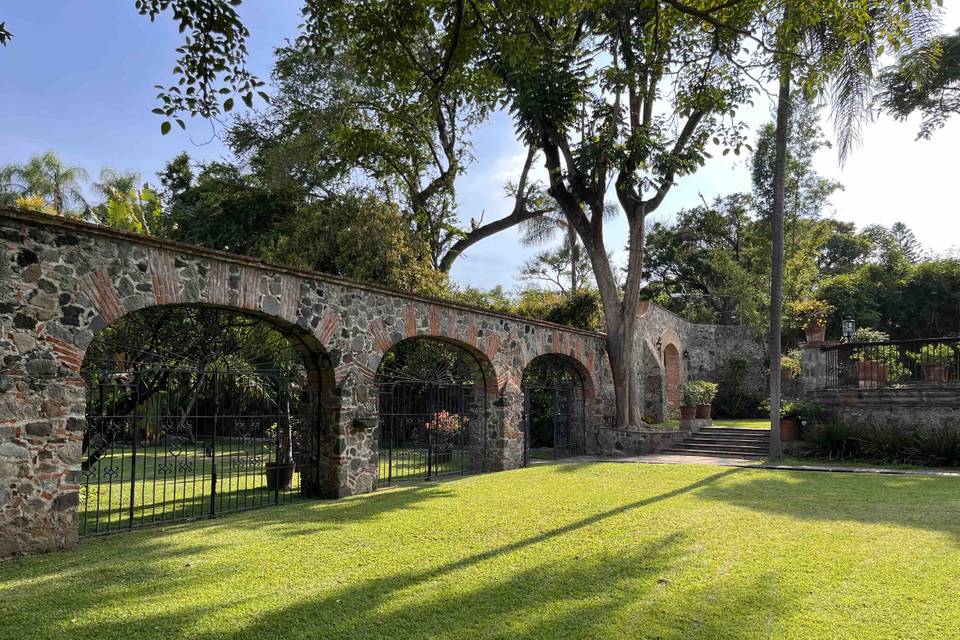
[
  {"x1": 905, "y1": 343, "x2": 957, "y2": 366},
  {"x1": 802, "y1": 422, "x2": 861, "y2": 460},
  {"x1": 712, "y1": 355, "x2": 763, "y2": 418},
  {"x1": 907, "y1": 425, "x2": 960, "y2": 466},
  {"x1": 801, "y1": 421, "x2": 960, "y2": 467},
  {"x1": 680, "y1": 380, "x2": 718, "y2": 405}
]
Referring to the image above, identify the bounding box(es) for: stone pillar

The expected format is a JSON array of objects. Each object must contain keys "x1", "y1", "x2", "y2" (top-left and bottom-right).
[
  {"x1": 801, "y1": 343, "x2": 832, "y2": 392},
  {"x1": 328, "y1": 369, "x2": 378, "y2": 496}
]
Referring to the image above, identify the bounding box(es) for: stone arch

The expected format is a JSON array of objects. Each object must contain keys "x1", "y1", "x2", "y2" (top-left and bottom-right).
[
  {"x1": 374, "y1": 335, "x2": 499, "y2": 482},
  {"x1": 520, "y1": 353, "x2": 591, "y2": 460},
  {"x1": 74, "y1": 302, "x2": 344, "y2": 534}
]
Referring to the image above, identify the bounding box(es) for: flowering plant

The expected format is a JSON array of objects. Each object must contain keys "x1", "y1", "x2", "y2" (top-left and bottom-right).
[{"x1": 425, "y1": 411, "x2": 465, "y2": 435}]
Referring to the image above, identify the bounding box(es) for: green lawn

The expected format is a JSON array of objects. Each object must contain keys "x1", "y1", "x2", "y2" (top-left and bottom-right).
[
  {"x1": 654, "y1": 418, "x2": 771, "y2": 430},
  {"x1": 2, "y1": 463, "x2": 959, "y2": 639}
]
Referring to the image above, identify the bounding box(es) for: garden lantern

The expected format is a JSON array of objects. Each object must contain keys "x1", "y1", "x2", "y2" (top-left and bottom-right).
[{"x1": 841, "y1": 315, "x2": 856, "y2": 342}]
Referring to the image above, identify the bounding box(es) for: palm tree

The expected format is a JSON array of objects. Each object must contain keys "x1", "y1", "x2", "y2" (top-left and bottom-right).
[
  {"x1": 762, "y1": 0, "x2": 939, "y2": 459},
  {"x1": 92, "y1": 168, "x2": 163, "y2": 234},
  {"x1": 0, "y1": 151, "x2": 89, "y2": 215},
  {"x1": 520, "y1": 211, "x2": 582, "y2": 293}
]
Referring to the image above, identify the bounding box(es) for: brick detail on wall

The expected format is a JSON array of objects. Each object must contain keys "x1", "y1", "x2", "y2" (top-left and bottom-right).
[
  {"x1": 147, "y1": 248, "x2": 180, "y2": 305},
  {"x1": 428, "y1": 305, "x2": 441, "y2": 335},
  {"x1": 316, "y1": 308, "x2": 340, "y2": 348},
  {"x1": 46, "y1": 336, "x2": 84, "y2": 372},
  {"x1": 404, "y1": 304, "x2": 417, "y2": 337},
  {"x1": 239, "y1": 267, "x2": 260, "y2": 310},
  {"x1": 279, "y1": 276, "x2": 300, "y2": 323},
  {"x1": 79, "y1": 271, "x2": 126, "y2": 324},
  {"x1": 370, "y1": 319, "x2": 393, "y2": 353},
  {"x1": 484, "y1": 333, "x2": 501, "y2": 360},
  {"x1": 206, "y1": 261, "x2": 229, "y2": 305}
]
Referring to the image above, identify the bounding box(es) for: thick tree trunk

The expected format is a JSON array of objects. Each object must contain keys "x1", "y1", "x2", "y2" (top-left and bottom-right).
[
  {"x1": 586, "y1": 214, "x2": 645, "y2": 429},
  {"x1": 768, "y1": 62, "x2": 791, "y2": 460}
]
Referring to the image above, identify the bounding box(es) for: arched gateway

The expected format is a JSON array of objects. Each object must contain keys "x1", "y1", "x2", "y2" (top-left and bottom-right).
[{"x1": 0, "y1": 207, "x2": 611, "y2": 556}]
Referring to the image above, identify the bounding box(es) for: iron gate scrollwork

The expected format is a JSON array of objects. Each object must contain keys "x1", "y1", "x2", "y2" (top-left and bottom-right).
[{"x1": 79, "y1": 307, "x2": 319, "y2": 537}]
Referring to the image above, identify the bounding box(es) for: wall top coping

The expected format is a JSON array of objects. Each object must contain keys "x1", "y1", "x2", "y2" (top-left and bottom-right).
[{"x1": 1, "y1": 206, "x2": 606, "y2": 340}]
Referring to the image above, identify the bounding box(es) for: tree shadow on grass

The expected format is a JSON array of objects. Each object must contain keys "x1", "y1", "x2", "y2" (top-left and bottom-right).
[
  {"x1": 200, "y1": 531, "x2": 787, "y2": 640},
  {"x1": 0, "y1": 469, "x2": 743, "y2": 639},
  {"x1": 695, "y1": 469, "x2": 960, "y2": 539}
]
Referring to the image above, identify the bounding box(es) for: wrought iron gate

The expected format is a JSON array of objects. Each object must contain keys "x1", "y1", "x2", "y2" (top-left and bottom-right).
[
  {"x1": 523, "y1": 383, "x2": 584, "y2": 463},
  {"x1": 80, "y1": 368, "x2": 312, "y2": 536},
  {"x1": 377, "y1": 381, "x2": 484, "y2": 484}
]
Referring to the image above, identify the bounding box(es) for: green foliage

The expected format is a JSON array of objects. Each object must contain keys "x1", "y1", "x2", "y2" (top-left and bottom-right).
[
  {"x1": 803, "y1": 421, "x2": 960, "y2": 467},
  {"x1": 161, "y1": 159, "x2": 293, "y2": 255},
  {"x1": 906, "y1": 343, "x2": 958, "y2": 366},
  {"x1": 0, "y1": 151, "x2": 89, "y2": 215},
  {"x1": 880, "y1": 28, "x2": 960, "y2": 140},
  {"x1": 787, "y1": 299, "x2": 836, "y2": 330},
  {"x1": 803, "y1": 421, "x2": 862, "y2": 460},
  {"x1": 781, "y1": 351, "x2": 802, "y2": 375},
  {"x1": 851, "y1": 327, "x2": 891, "y2": 343},
  {"x1": 264, "y1": 193, "x2": 449, "y2": 297},
  {"x1": 819, "y1": 259, "x2": 960, "y2": 339},
  {"x1": 679, "y1": 380, "x2": 718, "y2": 406},
  {"x1": 712, "y1": 355, "x2": 764, "y2": 419},
  {"x1": 136, "y1": 0, "x2": 266, "y2": 132}
]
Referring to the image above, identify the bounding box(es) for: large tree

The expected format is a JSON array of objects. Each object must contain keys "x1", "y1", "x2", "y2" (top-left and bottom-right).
[
  {"x1": 0, "y1": 151, "x2": 89, "y2": 215},
  {"x1": 880, "y1": 27, "x2": 960, "y2": 139}
]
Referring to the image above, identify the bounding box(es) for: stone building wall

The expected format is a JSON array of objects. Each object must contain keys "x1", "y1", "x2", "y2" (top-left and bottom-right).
[
  {"x1": 0, "y1": 207, "x2": 612, "y2": 558},
  {"x1": 634, "y1": 302, "x2": 766, "y2": 420}
]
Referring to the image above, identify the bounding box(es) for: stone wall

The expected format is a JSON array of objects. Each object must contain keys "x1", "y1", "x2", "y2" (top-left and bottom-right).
[
  {"x1": 0, "y1": 207, "x2": 613, "y2": 558},
  {"x1": 634, "y1": 302, "x2": 766, "y2": 420},
  {"x1": 812, "y1": 387, "x2": 960, "y2": 431},
  {"x1": 591, "y1": 427, "x2": 689, "y2": 456}
]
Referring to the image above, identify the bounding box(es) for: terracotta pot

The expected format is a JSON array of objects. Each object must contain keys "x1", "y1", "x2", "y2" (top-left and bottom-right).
[
  {"x1": 855, "y1": 361, "x2": 889, "y2": 388},
  {"x1": 265, "y1": 462, "x2": 294, "y2": 490},
  {"x1": 679, "y1": 405, "x2": 696, "y2": 420},
  {"x1": 780, "y1": 367, "x2": 797, "y2": 382},
  {"x1": 780, "y1": 418, "x2": 800, "y2": 441},
  {"x1": 923, "y1": 364, "x2": 946, "y2": 383},
  {"x1": 695, "y1": 404, "x2": 711, "y2": 419},
  {"x1": 804, "y1": 324, "x2": 826, "y2": 343}
]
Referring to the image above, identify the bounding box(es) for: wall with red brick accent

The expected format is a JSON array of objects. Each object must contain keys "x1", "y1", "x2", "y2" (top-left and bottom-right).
[{"x1": 0, "y1": 207, "x2": 614, "y2": 557}]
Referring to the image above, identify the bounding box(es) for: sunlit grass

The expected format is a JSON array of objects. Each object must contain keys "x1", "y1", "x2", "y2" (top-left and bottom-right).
[{"x1": 3, "y1": 463, "x2": 959, "y2": 639}]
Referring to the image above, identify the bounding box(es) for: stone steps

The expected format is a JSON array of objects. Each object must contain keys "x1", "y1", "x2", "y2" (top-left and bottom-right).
[{"x1": 663, "y1": 426, "x2": 771, "y2": 459}]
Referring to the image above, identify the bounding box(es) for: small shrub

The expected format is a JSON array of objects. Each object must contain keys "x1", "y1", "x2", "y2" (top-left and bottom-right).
[
  {"x1": 803, "y1": 421, "x2": 860, "y2": 460},
  {"x1": 905, "y1": 343, "x2": 957, "y2": 367},
  {"x1": 908, "y1": 425, "x2": 960, "y2": 466},
  {"x1": 680, "y1": 380, "x2": 718, "y2": 405},
  {"x1": 857, "y1": 423, "x2": 912, "y2": 464},
  {"x1": 781, "y1": 350, "x2": 802, "y2": 376},
  {"x1": 788, "y1": 299, "x2": 836, "y2": 330}
]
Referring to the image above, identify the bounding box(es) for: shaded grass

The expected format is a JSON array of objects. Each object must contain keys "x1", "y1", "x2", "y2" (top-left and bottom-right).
[{"x1": 2, "y1": 463, "x2": 960, "y2": 639}]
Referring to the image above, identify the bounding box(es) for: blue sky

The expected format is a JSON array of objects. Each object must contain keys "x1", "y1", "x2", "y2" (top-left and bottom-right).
[{"x1": 3, "y1": 1, "x2": 959, "y2": 291}]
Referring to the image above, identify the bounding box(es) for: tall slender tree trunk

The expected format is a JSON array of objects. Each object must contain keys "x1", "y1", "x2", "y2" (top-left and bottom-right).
[
  {"x1": 568, "y1": 224, "x2": 579, "y2": 293},
  {"x1": 768, "y1": 60, "x2": 791, "y2": 460}
]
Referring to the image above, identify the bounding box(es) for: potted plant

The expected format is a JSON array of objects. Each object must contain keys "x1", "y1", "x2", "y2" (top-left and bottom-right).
[
  {"x1": 780, "y1": 350, "x2": 801, "y2": 381},
  {"x1": 265, "y1": 422, "x2": 295, "y2": 490},
  {"x1": 678, "y1": 382, "x2": 698, "y2": 420},
  {"x1": 906, "y1": 343, "x2": 957, "y2": 383},
  {"x1": 694, "y1": 381, "x2": 718, "y2": 419},
  {"x1": 788, "y1": 299, "x2": 835, "y2": 343},
  {"x1": 778, "y1": 400, "x2": 823, "y2": 441},
  {"x1": 850, "y1": 327, "x2": 901, "y2": 388}
]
